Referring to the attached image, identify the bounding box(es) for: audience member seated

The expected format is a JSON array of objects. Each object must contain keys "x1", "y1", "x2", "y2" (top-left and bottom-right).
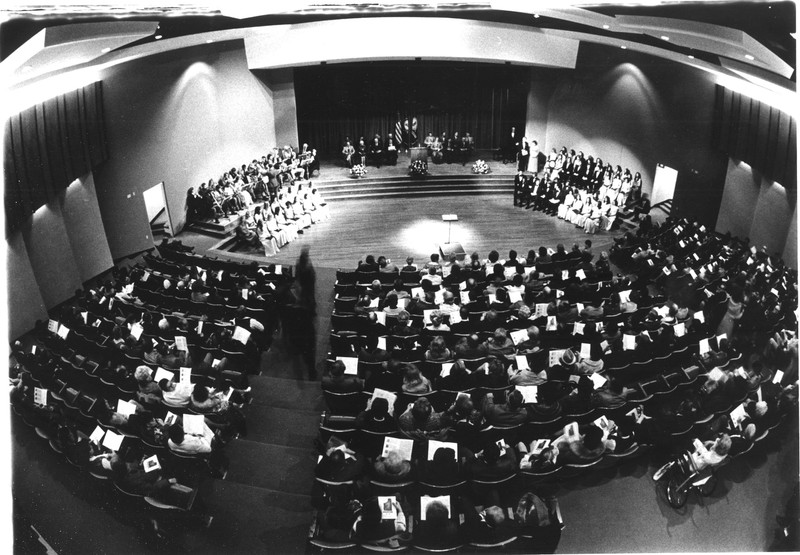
[
  {"x1": 482, "y1": 389, "x2": 529, "y2": 426},
  {"x1": 322, "y1": 360, "x2": 364, "y2": 393}
]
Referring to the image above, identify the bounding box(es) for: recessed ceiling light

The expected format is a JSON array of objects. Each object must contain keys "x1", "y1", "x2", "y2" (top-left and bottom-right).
[
  {"x1": 206, "y1": 39, "x2": 213, "y2": 43},
  {"x1": 533, "y1": 14, "x2": 540, "y2": 18},
  {"x1": 101, "y1": 47, "x2": 111, "y2": 53},
  {"x1": 688, "y1": 55, "x2": 694, "y2": 59},
  {"x1": 603, "y1": 24, "x2": 610, "y2": 29},
  {"x1": 745, "y1": 54, "x2": 755, "y2": 60},
  {"x1": 155, "y1": 35, "x2": 163, "y2": 40},
  {"x1": 660, "y1": 35, "x2": 670, "y2": 41},
  {"x1": 620, "y1": 45, "x2": 627, "y2": 49}
]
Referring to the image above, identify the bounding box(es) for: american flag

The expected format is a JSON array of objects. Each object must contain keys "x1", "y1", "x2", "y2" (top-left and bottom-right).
[{"x1": 394, "y1": 118, "x2": 403, "y2": 146}]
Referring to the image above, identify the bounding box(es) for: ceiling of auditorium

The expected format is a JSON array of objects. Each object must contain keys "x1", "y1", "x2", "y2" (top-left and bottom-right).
[{"x1": 1, "y1": 1, "x2": 796, "y2": 87}]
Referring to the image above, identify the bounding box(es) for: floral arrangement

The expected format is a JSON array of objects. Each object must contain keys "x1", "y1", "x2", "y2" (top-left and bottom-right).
[
  {"x1": 472, "y1": 159, "x2": 490, "y2": 174},
  {"x1": 409, "y1": 159, "x2": 428, "y2": 178},
  {"x1": 350, "y1": 164, "x2": 367, "y2": 178}
]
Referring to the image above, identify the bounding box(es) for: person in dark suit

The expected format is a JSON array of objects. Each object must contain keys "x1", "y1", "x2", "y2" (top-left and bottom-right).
[
  {"x1": 461, "y1": 132, "x2": 474, "y2": 165},
  {"x1": 518, "y1": 137, "x2": 530, "y2": 172},
  {"x1": 513, "y1": 170, "x2": 525, "y2": 207},
  {"x1": 385, "y1": 136, "x2": 398, "y2": 166},
  {"x1": 369, "y1": 136, "x2": 383, "y2": 168},
  {"x1": 503, "y1": 126, "x2": 519, "y2": 164}
]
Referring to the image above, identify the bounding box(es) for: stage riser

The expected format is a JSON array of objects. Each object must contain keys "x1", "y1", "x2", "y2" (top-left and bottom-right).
[
  {"x1": 313, "y1": 174, "x2": 509, "y2": 188},
  {"x1": 325, "y1": 186, "x2": 513, "y2": 201}
]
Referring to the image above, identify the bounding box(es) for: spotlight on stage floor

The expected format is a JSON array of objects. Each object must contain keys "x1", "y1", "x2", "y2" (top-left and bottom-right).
[{"x1": 396, "y1": 217, "x2": 478, "y2": 261}]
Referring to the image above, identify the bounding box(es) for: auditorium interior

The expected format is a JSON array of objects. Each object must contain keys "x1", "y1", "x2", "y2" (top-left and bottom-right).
[{"x1": 3, "y1": 1, "x2": 799, "y2": 553}]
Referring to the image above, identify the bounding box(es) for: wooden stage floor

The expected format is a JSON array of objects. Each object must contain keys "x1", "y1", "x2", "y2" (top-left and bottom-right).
[
  {"x1": 312, "y1": 149, "x2": 518, "y2": 182},
  {"x1": 206, "y1": 193, "x2": 619, "y2": 270}
]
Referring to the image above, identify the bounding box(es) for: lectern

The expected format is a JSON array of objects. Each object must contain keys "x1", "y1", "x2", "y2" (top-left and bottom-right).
[
  {"x1": 410, "y1": 147, "x2": 428, "y2": 163},
  {"x1": 439, "y1": 214, "x2": 466, "y2": 261}
]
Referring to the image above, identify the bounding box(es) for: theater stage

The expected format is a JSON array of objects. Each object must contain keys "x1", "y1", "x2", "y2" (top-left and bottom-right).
[{"x1": 202, "y1": 192, "x2": 618, "y2": 270}]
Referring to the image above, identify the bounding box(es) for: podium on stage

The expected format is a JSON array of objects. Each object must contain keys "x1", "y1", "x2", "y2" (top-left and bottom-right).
[
  {"x1": 410, "y1": 147, "x2": 428, "y2": 163},
  {"x1": 439, "y1": 214, "x2": 466, "y2": 261}
]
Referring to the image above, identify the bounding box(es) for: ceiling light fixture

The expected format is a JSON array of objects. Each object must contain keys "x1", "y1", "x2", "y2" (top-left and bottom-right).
[
  {"x1": 206, "y1": 39, "x2": 214, "y2": 43},
  {"x1": 155, "y1": 34, "x2": 163, "y2": 40},
  {"x1": 533, "y1": 14, "x2": 540, "y2": 18},
  {"x1": 101, "y1": 47, "x2": 111, "y2": 53},
  {"x1": 745, "y1": 54, "x2": 755, "y2": 60},
  {"x1": 688, "y1": 55, "x2": 694, "y2": 59},
  {"x1": 603, "y1": 24, "x2": 610, "y2": 29},
  {"x1": 620, "y1": 45, "x2": 627, "y2": 49},
  {"x1": 660, "y1": 35, "x2": 669, "y2": 41}
]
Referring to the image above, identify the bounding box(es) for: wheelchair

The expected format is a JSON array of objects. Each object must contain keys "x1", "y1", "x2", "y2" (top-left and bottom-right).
[{"x1": 653, "y1": 452, "x2": 724, "y2": 509}]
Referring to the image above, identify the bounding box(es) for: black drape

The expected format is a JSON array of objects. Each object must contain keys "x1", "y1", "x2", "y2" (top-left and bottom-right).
[
  {"x1": 294, "y1": 61, "x2": 529, "y2": 156},
  {"x1": 4, "y1": 81, "x2": 108, "y2": 235},
  {"x1": 712, "y1": 84, "x2": 796, "y2": 190}
]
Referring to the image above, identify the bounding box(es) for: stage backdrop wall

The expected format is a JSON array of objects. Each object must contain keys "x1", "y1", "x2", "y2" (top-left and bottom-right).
[
  {"x1": 543, "y1": 44, "x2": 727, "y2": 226},
  {"x1": 294, "y1": 61, "x2": 529, "y2": 156},
  {"x1": 93, "y1": 40, "x2": 277, "y2": 259}
]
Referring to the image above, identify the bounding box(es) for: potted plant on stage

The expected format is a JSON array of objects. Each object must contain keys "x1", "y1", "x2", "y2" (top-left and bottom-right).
[
  {"x1": 350, "y1": 163, "x2": 367, "y2": 178},
  {"x1": 409, "y1": 159, "x2": 428, "y2": 179},
  {"x1": 472, "y1": 159, "x2": 490, "y2": 175}
]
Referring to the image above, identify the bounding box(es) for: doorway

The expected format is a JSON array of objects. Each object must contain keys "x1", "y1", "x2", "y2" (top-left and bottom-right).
[{"x1": 143, "y1": 182, "x2": 173, "y2": 238}]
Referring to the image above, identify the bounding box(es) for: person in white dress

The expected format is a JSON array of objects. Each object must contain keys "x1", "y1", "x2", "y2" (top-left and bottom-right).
[{"x1": 528, "y1": 139, "x2": 540, "y2": 174}]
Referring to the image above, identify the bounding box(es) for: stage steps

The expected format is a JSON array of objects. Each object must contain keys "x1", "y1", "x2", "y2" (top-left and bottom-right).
[{"x1": 312, "y1": 174, "x2": 512, "y2": 201}]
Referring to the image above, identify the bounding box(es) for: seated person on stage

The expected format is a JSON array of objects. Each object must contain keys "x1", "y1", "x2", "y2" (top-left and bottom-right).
[
  {"x1": 322, "y1": 360, "x2": 364, "y2": 393},
  {"x1": 235, "y1": 220, "x2": 261, "y2": 248},
  {"x1": 369, "y1": 136, "x2": 384, "y2": 168},
  {"x1": 342, "y1": 140, "x2": 356, "y2": 167},
  {"x1": 424, "y1": 131, "x2": 436, "y2": 154},
  {"x1": 385, "y1": 136, "x2": 398, "y2": 165}
]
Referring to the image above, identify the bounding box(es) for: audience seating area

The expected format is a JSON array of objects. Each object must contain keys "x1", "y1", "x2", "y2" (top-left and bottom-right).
[
  {"x1": 309, "y1": 216, "x2": 798, "y2": 551},
  {"x1": 9, "y1": 239, "x2": 294, "y2": 536}
]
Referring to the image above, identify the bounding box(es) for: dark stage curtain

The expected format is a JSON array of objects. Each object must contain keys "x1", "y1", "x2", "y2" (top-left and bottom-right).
[
  {"x1": 713, "y1": 84, "x2": 796, "y2": 190},
  {"x1": 4, "y1": 82, "x2": 108, "y2": 235},
  {"x1": 295, "y1": 61, "x2": 529, "y2": 156}
]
